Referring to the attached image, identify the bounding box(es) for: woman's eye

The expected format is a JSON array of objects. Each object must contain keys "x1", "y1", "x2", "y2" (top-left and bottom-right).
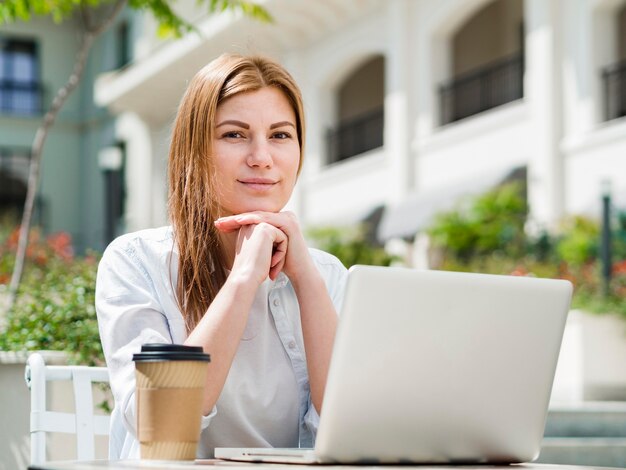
[
  {"x1": 222, "y1": 131, "x2": 243, "y2": 139},
  {"x1": 272, "y1": 132, "x2": 291, "y2": 140}
]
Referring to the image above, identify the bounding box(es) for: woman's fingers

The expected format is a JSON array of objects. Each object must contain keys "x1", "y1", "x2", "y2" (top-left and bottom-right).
[
  {"x1": 215, "y1": 211, "x2": 297, "y2": 234},
  {"x1": 269, "y1": 230, "x2": 288, "y2": 278},
  {"x1": 214, "y1": 214, "x2": 264, "y2": 232},
  {"x1": 214, "y1": 217, "x2": 244, "y2": 233},
  {"x1": 271, "y1": 237, "x2": 287, "y2": 268}
]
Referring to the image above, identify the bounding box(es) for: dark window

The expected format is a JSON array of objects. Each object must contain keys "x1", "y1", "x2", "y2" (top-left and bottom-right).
[
  {"x1": 0, "y1": 38, "x2": 42, "y2": 115},
  {"x1": 441, "y1": 0, "x2": 524, "y2": 125},
  {"x1": 327, "y1": 108, "x2": 384, "y2": 164},
  {"x1": 439, "y1": 52, "x2": 524, "y2": 125},
  {"x1": 603, "y1": 5, "x2": 626, "y2": 121},
  {"x1": 116, "y1": 21, "x2": 130, "y2": 69},
  {"x1": 0, "y1": 147, "x2": 30, "y2": 221},
  {"x1": 603, "y1": 59, "x2": 626, "y2": 121},
  {"x1": 327, "y1": 56, "x2": 385, "y2": 164},
  {"x1": 103, "y1": 143, "x2": 126, "y2": 245}
]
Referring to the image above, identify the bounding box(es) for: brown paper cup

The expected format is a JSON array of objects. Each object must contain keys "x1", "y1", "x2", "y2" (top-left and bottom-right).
[{"x1": 133, "y1": 344, "x2": 210, "y2": 460}]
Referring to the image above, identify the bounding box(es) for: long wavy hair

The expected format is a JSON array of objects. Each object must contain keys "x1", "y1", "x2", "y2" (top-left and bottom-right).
[{"x1": 168, "y1": 53, "x2": 306, "y2": 333}]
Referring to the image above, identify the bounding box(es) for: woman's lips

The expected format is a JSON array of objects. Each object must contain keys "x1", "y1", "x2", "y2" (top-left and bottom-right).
[{"x1": 237, "y1": 178, "x2": 278, "y2": 191}]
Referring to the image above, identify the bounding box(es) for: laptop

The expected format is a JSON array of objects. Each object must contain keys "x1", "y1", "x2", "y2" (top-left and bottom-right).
[{"x1": 215, "y1": 265, "x2": 573, "y2": 464}]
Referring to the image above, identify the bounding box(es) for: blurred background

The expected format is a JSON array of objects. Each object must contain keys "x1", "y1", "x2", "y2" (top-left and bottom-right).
[{"x1": 1, "y1": 0, "x2": 626, "y2": 468}]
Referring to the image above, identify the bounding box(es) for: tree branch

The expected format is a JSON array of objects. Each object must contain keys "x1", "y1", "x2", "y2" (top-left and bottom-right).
[
  {"x1": 5, "y1": 0, "x2": 130, "y2": 317},
  {"x1": 6, "y1": 31, "x2": 97, "y2": 310},
  {"x1": 79, "y1": 2, "x2": 95, "y2": 32},
  {"x1": 90, "y1": 0, "x2": 129, "y2": 36}
]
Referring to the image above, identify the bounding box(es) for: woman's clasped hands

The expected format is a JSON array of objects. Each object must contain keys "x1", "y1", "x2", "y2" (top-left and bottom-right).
[{"x1": 214, "y1": 210, "x2": 312, "y2": 285}]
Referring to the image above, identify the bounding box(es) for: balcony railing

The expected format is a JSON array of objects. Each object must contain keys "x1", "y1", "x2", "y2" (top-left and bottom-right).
[
  {"x1": 439, "y1": 52, "x2": 524, "y2": 125},
  {"x1": 327, "y1": 107, "x2": 384, "y2": 164},
  {"x1": 0, "y1": 79, "x2": 44, "y2": 115},
  {"x1": 603, "y1": 59, "x2": 626, "y2": 122}
]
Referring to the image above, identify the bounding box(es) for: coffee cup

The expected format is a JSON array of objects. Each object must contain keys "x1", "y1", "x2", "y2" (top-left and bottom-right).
[{"x1": 133, "y1": 343, "x2": 210, "y2": 460}]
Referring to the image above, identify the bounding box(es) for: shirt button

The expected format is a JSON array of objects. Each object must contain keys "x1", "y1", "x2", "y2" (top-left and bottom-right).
[
  {"x1": 288, "y1": 341, "x2": 296, "y2": 349},
  {"x1": 273, "y1": 298, "x2": 280, "y2": 307}
]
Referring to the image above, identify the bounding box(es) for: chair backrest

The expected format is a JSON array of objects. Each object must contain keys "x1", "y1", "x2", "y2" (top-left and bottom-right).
[{"x1": 25, "y1": 352, "x2": 111, "y2": 464}]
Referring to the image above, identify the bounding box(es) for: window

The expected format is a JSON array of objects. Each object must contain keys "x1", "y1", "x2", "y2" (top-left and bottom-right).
[
  {"x1": 116, "y1": 21, "x2": 131, "y2": 69},
  {"x1": 0, "y1": 38, "x2": 41, "y2": 115},
  {"x1": 602, "y1": 5, "x2": 626, "y2": 121},
  {"x1": 101, "y1": 142, "x2": 126, "y2": 244},
  {"x1": 0, "y1": 147, "x2": 30, "y2": 221},
  {"x1": 327, "y1": 55, "x2": 385, "y2": 164},
  {"x1": 439, "y1": 0, "x2": 524, "y2": 125}
]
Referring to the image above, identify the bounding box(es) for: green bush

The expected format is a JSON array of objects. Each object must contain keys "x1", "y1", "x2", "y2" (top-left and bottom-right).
[
  {"x1": 0, "y1": 227, "x2": 104, "y2": 366},
  {"x1": 426, "y1": 184, "x2": 626, "y2": 320},
  {"x1": 307, "y1": 225, "x2": 399, "y2": 268},
  {"x1": 427, "y1": 182, "x2": 528, "y2": 262},
  {"x1": 556, "y1": 216, "x2": 599, "y2": 267}
]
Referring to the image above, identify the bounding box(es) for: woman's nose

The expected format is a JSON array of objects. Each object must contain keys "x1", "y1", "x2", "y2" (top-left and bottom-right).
[{"x1": 247, "y1": 138, "x2": 273, "y2": 168}]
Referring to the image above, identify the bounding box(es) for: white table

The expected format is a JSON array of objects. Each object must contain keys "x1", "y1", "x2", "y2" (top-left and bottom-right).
[{"x1": 27, "y1": 460, "x2": 619, "y2": 470}]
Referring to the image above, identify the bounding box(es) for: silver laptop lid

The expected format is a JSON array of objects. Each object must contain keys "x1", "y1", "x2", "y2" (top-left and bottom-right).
[{"x1": 315, "y1": 266, "x2": 572, "y2": 464}]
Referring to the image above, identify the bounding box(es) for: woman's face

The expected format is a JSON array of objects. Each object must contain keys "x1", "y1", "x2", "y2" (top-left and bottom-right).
[{"x1": 212, "y1": 86, "x2": 300, "y2": 216}]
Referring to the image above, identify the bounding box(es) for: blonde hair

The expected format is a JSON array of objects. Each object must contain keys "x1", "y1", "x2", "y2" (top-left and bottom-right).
[{"x1": 168, "y1": 53, "x2": 306, "y2": 332}]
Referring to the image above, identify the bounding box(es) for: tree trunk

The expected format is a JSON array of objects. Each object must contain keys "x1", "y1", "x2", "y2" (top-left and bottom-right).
[
  {"x1": 4, "y1": 0, "x2": 128, "y2": 316},
  {"x1": 6, "y1": 32, "x2": 95, "y2": 307}
]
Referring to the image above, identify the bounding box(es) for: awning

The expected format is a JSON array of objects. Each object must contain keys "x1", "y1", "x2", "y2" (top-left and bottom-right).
[{"x1": 377, "y1": 165, "x2": 526, "y2": 242}]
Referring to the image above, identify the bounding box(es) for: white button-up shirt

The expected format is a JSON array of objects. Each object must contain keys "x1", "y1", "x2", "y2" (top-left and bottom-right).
[{"x1": 95, "y1": 226, "x2": 348, "y2": 459}]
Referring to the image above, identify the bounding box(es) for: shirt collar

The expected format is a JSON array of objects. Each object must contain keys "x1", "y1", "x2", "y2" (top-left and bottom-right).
[{"x1": 270, "y1": 272, "x2": 289, "y2": 290}]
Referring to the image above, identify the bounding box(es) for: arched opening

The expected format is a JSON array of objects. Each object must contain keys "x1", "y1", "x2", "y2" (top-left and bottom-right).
[
  {"x1": 602, "y1": 4, "x2": 626, "y2": 121},
  {"x1": 327, "y1": 55, "x2": 385, "y2": 164},
  {"x1": 0, "y1": 147, "x2": 29, "y2": 224},
  {"x1": 440, "y1": 0, "x2": 524, "y2": 125}
]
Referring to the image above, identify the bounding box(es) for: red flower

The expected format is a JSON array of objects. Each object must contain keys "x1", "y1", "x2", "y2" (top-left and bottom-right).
[
  {"x1": 613, "y1": 260, "x2": 626, "y2": 276},
  {"x1": 47, "y1": 232, "x2": 74, "y2": 260},
  {"x1": 510, "y1": 266, "x2": 528, "y2": 276}
]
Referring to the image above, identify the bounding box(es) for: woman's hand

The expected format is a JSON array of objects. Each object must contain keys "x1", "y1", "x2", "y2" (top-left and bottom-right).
[
  {"x1": 215, "y1": 211, "x2": 314, "y2": 284},
  {"x1": 230, "y1": 221, "x2": 288, "y2": 284}
]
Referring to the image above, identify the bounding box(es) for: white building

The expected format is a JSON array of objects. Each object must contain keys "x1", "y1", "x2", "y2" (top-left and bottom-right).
[{"x1": 94, "y1": 0, "x2": 626, "y2": 250}]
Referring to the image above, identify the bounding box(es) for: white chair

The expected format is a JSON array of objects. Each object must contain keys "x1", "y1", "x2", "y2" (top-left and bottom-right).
[{"x1": 25, "y1": 352, "x2": 111, "y2": 464}]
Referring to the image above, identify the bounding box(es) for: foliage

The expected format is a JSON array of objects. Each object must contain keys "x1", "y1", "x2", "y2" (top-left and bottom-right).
[
  {"x1": 0, "y1": 227, "x2": 103, "y2": 366},
  {"x1": 0, "y1": 0, "x2": 269, "y2": 368},
  {"x1": 307, "y1": 225, "x2": 399, "y2": 269},
  {"x1": 428, "y1": 184, "x2": 626, "y2": 320},
  {"x1": 427, "y1": 182, "x2": 528, "y2": 262},
  {"x1": 1, "y1": 0, "x2": 270, "y2": 307},
  {"x1": 556, "y1": 216, "x2": 599, "y2": 267},
  {"x1": 0, "y1": 0, "x2": 271, "y2": 38}
]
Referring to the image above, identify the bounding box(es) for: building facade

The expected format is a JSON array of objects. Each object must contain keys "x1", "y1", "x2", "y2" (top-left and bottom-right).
[
  {"x1": 94, "y1": 0, "x2": 626, "y2": 259},
  {"x1": 0, "y1": 12, "x2": 135, "y2": 252}
]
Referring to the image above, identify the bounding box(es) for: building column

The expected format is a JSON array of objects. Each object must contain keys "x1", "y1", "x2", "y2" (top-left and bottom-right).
[
  {"x1": 281, "y1": 51, "x2": 307, "y2": 219},
  {"x1": 562, "y1": 0, "x2": 597, "y2": 139},
  {"x1": 115, "y1": 112, "x2": 153, "y2": 232},
  {"x1": 385, "y1": 0, "x2": 414, "y2": 203},
  {"x1": 525, "y1": 0, "x2": 565, "y2": 231}
]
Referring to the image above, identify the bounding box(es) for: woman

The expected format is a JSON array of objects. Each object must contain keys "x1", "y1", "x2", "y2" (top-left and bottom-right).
[{"x1": 96, "y1": 53, "x2": 348, "y2": 459}]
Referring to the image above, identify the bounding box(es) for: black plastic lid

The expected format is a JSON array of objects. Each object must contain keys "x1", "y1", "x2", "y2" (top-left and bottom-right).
[{"x1": 132, "y1": 343, "x2": 210, "y2": 362}]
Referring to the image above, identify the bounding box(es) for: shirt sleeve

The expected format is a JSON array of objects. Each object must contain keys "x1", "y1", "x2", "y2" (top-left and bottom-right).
[{"x1": 96, "y1": 239, "x2": 216, "y2": 443}]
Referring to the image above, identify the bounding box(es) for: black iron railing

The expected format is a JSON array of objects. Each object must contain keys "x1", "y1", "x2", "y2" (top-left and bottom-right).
[
  {"x1": 439, "y1": 52, "x2": 524, "y2": 125},
  {"x1": 603, "y1": 59, "x2": 626, "y2": 121},
  {"x1": 327, "y1": 107, "x2": 384, "y2": 164},
  {"x1": 0, "y1": 79, "x2": 44, "y2": 115}
]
